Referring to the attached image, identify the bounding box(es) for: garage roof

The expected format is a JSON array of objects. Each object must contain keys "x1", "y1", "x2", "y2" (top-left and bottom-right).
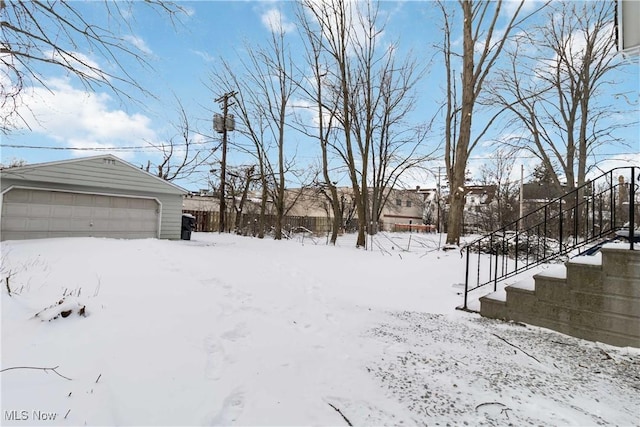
[{"x1": 0, "y1": 154, "x2": 187, "y2": 195}]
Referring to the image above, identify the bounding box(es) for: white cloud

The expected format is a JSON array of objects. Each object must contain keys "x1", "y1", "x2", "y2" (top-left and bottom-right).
[
  {"x1": 11, "y1": 77, "x2": 160, "y2": 160},
  {"x1": 124, "y1": 35, "x2": 153, "y2": 55},
  {"x1": 180, "y1": 5, "x2": 196, "y2": 18},
  {"x1": 260, "y1": 8, "x2": 296, "y2": 34},
  {"x1": 588, "y1": 154, "x2": 640, "y2": 179},
  {"x1": 46, "y1": 50, "x2": 107, "y2": 82},
  {"x1": 192, "y1": 50, "x2": 216, "y2": 63},
  {"x1": 502, "y1": 0, "x2": 541, "y2": 18}
]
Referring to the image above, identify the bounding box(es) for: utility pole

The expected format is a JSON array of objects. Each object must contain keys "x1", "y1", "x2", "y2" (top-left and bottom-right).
[{"x1": 214, "y1": 90, "x2": 237, "y2": 233}]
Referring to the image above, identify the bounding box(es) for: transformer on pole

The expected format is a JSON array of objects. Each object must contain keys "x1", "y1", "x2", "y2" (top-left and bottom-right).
[{"x1": 214, "y1": 90, "x2": 237, "y2": 233}]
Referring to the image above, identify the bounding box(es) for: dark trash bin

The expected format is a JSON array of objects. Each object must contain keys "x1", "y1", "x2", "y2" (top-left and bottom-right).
[{"x1": 181, "y1": 214, "x2": 196, "y2": 240}]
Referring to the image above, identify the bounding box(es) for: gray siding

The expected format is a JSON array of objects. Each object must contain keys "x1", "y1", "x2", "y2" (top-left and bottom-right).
[
  {"x1": 0, "y1": 156, "x2": 184, "y2": 196},
  {"x1": 157, "y1": 192, "x2": 183, "y2": 239},
  {"x1": 0, "y1": 155, "x2": 187, "y2": 240}
]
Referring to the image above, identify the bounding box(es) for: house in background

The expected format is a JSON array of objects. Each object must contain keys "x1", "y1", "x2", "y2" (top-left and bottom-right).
[
  {"x1": 462, "y1": 185, "x2": 498, "y2": 234},
  {"x1": 183, "y1": 186, "x2": 442, "y2": 234},
  {"x1": 0, "y1": 155, "x2": 187, "y2": 241},
  {"x1": 522, "y1": 182, "x2": 567, "y2": 210},
  {"x1": 381, "y1": 188, "x2": 436, "y2": 232},
  {"x1": 181, "y1": 183, "x2": 506, "y2": 236}
]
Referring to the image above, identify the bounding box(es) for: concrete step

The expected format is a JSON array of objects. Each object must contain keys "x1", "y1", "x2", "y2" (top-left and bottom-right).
[
  {"x1": 533, "y1": 264, "x2": 567, "y2": 281},
  {"x1": 566, "y1": 255, "x2": 602, "y2": 290},
  {"x1": 562, "y1": 306, "x2": 640, "y2": 341},
  {"x1": 505, "y1": 280, "x2": 540, "y2": 321},
  {"x1": 570, "y1": 289, "x2": 640, "y2": 315},
  {"x1": 602, "y1": 276, "x2": 640, "y2": 299},
  {"x1": 477, "y1": 243, "x2": 640, "y2": 347},
  {"x1": 602, "y1": 246, "x2": 640, "y2": 279},
  {"x1": 532, "y1": 265, "x2": 570, "y2": 304},
  {"x1": 479, "y1": 290, "x2": 507, "y2": 320}
]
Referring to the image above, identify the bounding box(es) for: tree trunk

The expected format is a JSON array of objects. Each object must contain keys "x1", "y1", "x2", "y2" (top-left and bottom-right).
[
  {"x1": 258, "y1": 170, "x2": 268, "y2": 239},
  {"x1": 445, "y1": 0, "x2": 474, "y2": 245}
]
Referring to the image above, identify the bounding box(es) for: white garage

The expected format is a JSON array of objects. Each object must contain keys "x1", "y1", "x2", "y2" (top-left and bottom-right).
[{"x1": 0, "y1": 155, "x2": 187, "y2": 241}]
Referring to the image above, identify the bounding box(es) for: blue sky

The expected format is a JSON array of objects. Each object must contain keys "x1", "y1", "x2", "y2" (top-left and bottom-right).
[{"x1": 2, "y1": 1, "x2": 639, "y2": 191}]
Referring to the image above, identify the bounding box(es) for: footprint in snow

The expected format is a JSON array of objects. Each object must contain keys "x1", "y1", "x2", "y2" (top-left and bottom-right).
[
  {"x1": 199, "y1": 278, "x2": 223, "y2": 287},
  {"x1": 208, "y1": 390, "x2": 245, "y2": 426},
  {"x1": 221, "y1": 322, "x2": 250, "y2": 342},
  {"x1": 203, "y1": 335, "x2": 225, "y2": 380}
]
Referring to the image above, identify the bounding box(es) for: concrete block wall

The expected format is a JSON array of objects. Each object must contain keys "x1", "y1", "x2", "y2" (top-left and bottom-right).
[{"x1": 480, "y1": 247, "x2": 640, "y2": 348}]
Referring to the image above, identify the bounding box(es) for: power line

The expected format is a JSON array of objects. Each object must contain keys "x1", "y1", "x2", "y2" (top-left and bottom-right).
[
  {"x1": 2, "y1": 144, "x2": 159, "y2": 151},
  {"x1": 460, "y1": 151, "x2": 640, "y2": 161},
  {"x1": 1, "y1": 140, "x2": 215, "y2": 152},
  {"x1": 4, "y1": 143, "x2": 637, "y2": 163}
]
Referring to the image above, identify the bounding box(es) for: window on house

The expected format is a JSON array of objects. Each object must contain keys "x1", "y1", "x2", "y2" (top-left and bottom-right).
[
  {"x1": 406, "y1": 200, "x2": 412, "y2": 207},
  {"x1": 396, "y1": 199, "x2": 402, "y2": 206}
]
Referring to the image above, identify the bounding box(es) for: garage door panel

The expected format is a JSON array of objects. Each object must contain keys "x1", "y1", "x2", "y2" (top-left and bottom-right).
[
  {"x1": 29, "y1": 205, "x2": 52, "y2": 217},
  {"x1": 72, "y1": 206, "x2": 92, "y2": 218},
  {"x1": 72, "y1": 193, "x2": 95, "y2": 207},
  {"x1": 111, "y1": 209, "x2": 130, "y2": 220},
  {"x1": 2, "y1": 189, "x2": 159, "y2": 240},
  {"x1": 131, "y1": 220, "x2": 155, "y2": 232},
  {"x1": 74, "y1": 221, "x2": 93, "y2": 232},
  {"x1": 3, "y1": 203, "x2": 29, "y2": 217},
  {"x1": 27, "y1": 218, "x2": 51, "y2": 230},
  {"x1": 92, "y1": 207, "x2": 111, "y2": 219},
  {"x1": 3, "y1": 217, "x2": 27, "y2": 230},
  {"x1": 131, "y1": 198, "x2": 155, "y2": 210},
  {"x1": 30, "y1": 190, "x2": 53, "y2": 203},
  {"x1": 52, "y1": 192, "x2": 74, "y2": 205},
  {"x1": 50, "y1": 218, "x2": 72, "y2": 229},
  {"x1": 91, "y1": 220, "x2": 112, "y2": 231},
  {"x1": 138, "y1": 210, "x2": 158, "y2": 221},
  {"x1": 94, "y1": 196, "x2": 111, "y2": 208},
  {"x1": 111, "y1": 198, "x2": 130, "y2": 209},
  {"x1": 4, "y1": 189, "x2": 29, "y2": 202},
  {"x1": 52, "y1": 205, "x2": 73, "y2": 217}
]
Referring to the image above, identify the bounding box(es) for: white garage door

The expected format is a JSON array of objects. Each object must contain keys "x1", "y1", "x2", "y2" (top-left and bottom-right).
[{"x1": 1, "y1": 188, "x2": 159, "y2": 240}]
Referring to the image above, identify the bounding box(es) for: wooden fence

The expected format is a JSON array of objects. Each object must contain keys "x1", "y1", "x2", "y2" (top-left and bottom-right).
[{"x1": 182, "y1": 210, "x2": 333, "y2": 236}]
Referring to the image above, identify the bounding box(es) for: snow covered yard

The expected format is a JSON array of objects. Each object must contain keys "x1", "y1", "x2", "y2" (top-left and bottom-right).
[{"x1": 1, "y1": 232, "x2": 639, "y2": 426}]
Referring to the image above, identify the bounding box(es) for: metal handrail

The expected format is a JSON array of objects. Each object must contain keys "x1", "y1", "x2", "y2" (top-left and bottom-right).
[{"x1": 462, "y1": 166, "x2": 638, "y2": 311}]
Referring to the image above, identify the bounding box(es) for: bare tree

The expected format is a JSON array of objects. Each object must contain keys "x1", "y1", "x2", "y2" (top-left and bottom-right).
[
  {"x1": 210, "y1": 58, "x2": 295, "y2": 238},
  {"x1": 145, "y1": 99, "x2": 217, "y2": 181},
  {"x1": 295, "y1": 2, "x2": 343, "y2": 244},
  {"x1": 438, "y1": 0, "x2": 545, "y2": 245},
  {"x1": 0, "y1": 157, "x2": 26, "y2": 169},
  {"x1": 299, "y1": 0, "x2": 366, "y2": 245},
  {"x1": 225, "y1": 165, "x2": 258, "y2": 233},
  {"x1": 300, "y1": 0, "x2": 432, "y2": 247},
  {"x1": 209, "y1": 21, "x2": 301, "y2": 239},
  {"x1": 495, "y1": 1, "x2": 632, "y2": 195},
  {"x1": 367, "y1": 60, "x2": 436, "y2": 232},
  {"x1": 252, "y1": 23, "x2": 299, "y2": 240},
  {"x1": 209, "y1": 63, "x2": 270, "y2": 237},
  {"x1": 478, "y1": 149, "x2": 520, "y2": 230},
  {"x1": 1, "y1": 1, "x2": 185, "y2": 132}
]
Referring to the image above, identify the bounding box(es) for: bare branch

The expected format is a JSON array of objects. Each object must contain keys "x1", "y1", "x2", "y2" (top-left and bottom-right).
[
  {"x1": 491, "y1": 333, "x2": 541, "y2": 364},
  {"x1": 327, "y1": 402, "x2": 353, "y2": 426},
  {"x1": 1, "y1": 0, "x2": 187, "y2": 133},
  {"x1": 1, "y1": 365, "x2": 72, "y2": 381}
]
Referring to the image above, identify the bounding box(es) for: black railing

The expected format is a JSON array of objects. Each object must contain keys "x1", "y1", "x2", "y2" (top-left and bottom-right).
[{"x1": 462, "y1": 166, "x2": 638, "y2": 311}]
